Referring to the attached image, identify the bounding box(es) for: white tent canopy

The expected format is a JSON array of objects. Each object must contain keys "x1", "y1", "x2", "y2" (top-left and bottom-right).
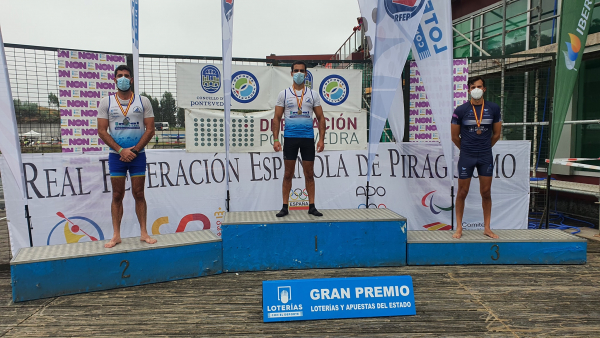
[{"x1": 20, "y1": 130, "x2": 44, "y2": 137}]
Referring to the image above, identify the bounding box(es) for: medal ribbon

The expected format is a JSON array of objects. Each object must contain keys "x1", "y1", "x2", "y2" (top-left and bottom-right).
[
  {"x1": 291, "y1": 87, "x2": 305, "y2": 114},
  {"x1": 471, "y1": 99, "x2": 484, "y2": 131},
  {"x1": 115, "y1": 94, "x2": 134, "y2": 117}
]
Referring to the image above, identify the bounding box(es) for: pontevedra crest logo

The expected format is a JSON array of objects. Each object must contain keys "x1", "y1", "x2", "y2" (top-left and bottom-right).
[{"x1": 384, "y1": 0, "x2": 426, "y2": 22}]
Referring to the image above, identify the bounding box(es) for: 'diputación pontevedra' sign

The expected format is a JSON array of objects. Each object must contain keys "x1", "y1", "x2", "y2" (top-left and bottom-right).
[{"x1": 263, "y1": 276, "x2": 415, "y2": 322}]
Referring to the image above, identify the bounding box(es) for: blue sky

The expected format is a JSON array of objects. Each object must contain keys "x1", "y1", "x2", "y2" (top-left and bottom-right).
[{"x1": 0, "y1": 0, "x2": 361, "y2": 58}]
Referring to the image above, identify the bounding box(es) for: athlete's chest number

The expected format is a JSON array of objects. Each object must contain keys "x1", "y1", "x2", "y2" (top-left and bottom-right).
[{"x1": 491, "y1": 244, "x2": 500, "y2": 261}]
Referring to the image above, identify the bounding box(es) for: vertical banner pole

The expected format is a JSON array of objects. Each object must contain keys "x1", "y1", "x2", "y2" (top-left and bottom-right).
[
  {"x1": 130, "y1": 0, "x2": 140, "y2": 94},
  {"x1": 221, "y1": 0, "x2": 235, "y2": 211}
]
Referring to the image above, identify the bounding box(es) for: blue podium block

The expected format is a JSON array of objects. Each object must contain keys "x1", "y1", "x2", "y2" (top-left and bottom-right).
[
  {"x1": 407, "y1": 229, "x2": 587, "y2": 265},
  {"x1": 11, "y1": 230, "x2": 222, "y2": 302},
  {"x1": 222, "y1": 209, "x2": 407, "y2": 272}
]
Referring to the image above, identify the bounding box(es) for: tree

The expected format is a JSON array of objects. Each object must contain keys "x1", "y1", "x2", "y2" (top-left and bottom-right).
[
  {"x1": 141, "y1": 92, "x2": 161, "y2": 121},
  {"x1": 160, "y1": 91, "x2": 177, "y2": 126},
  {"x1": 177, "y1": 108, "x2": 186, "y2": 128},
  {"x1": 48, "y1": 93, "x2": 59, "y2": 108}
]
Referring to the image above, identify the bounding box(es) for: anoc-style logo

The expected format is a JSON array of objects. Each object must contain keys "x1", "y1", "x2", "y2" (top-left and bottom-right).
[
  {"x1": 305, "y1": 70, "x2": 313, "y2": 89},
  {"x1": 384, "y1": 0, "x2": 426, "y2": 22},
  {"x1": 289, "y1": 188, "x2": 309, "y2": 210},
  {"x1": 421, "y1": 190, "x2": 452, "y2": 215},
  {"x1": 47, "y1": 212, "x2": 105, "y2": 245},
  {"x1": 564, "y1": 33, "x2": 581, "y2": 71},
  {"x1": 223, "y1": 0, "x2": 234, "y2": 21},
  {"x1": 319, "y1": 75, "x2": 349, "y2": 106},
  {"x1": 231, "y1": 70, "x2": 260, "y2": 103},
  {"x1": 278, "y1": 286, "x2": 292, "y2": 304},
  {"x1": 201, "y1": 65, "x2": 221, "y2": 93}
]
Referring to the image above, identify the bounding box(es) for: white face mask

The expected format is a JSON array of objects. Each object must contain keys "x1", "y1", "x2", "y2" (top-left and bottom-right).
[{"x1": 470, "y1": 88, "x2": 484, "y2": 100}]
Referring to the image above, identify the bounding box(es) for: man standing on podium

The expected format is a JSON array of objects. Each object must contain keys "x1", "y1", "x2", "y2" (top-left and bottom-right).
[
  {"x1": 97, "y1": 65, "x2": 157, "y2": 248},
  {"x1": 451, "y1": 76, "x2": 502, "y2": 239},
  {"x1": 272, "y1": 61, "x2": 326, "y2": 217}
]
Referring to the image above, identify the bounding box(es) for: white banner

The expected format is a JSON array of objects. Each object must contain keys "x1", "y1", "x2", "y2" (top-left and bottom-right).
[
  {"x1": 177, "y1": 63, "x2": 272, "y2": 111},
  {"x1": 410, "y1": 0, "x2": 455, "y2": 185},
  {"x1": 0, "y1": 26, "x2": 27, "y2": 204},
  {"x1": 177, "y1": 64, "x2": 363, "y2": 113},
  {"x1": 368, "y1": 0, "x2": 426, "y2": 180},
  {"x1": 185, "y1": 109, "x2": 367, "y2": 153},
  {"x1": 131, "y1": 0, "x2": 140, "y2": 94},
  {"x1": 221, "y1": 0, "x2": 234, "y2": 191},
  {"x1": 2, "y1": 141, "x2": 529, "y2": 256},
  {"x1": 57, "y1": 50, "x2": 127, "y2": 153}
]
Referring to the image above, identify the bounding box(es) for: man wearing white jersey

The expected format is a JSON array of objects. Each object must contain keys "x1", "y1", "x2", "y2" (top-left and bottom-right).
[
  {"x1": 272, "y1": 61, "x2": 326, "y2": 217},
  {"x1": 97, "y1": 65, "x2": 157, "y2": 248}
]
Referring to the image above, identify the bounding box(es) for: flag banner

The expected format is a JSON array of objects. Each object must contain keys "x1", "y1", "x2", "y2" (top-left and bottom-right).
[
  {"x1": 357, "y1": 0, "x2": 377, "y2": 55},
  {"x1": 57, "y1": 50, "x2": 127, "y2": 153},
  {"x1": 549, "y1": 0, "x2": 594, "y2": 173},
  {"x1": 410, "y1": 0, "x2": 455, "y2": 183},
  {"x1": 1, "y1": 141, "x2": 529, "y2": 256},
  {"x1": 367, "y1": 0, "x2": 426, "y2": 180},
  {"x1": 185, "y1": 109, "x2": 367, "y2": 153},
  {"x1": 0, "y1": 26, "x2": 28, "y2": 204},
  {"x1": 221, "y1": 0, "x2": 235, "y2": 190},
  {"x1": 131, "y1": 0, "x2": 140, "y2": 94}
]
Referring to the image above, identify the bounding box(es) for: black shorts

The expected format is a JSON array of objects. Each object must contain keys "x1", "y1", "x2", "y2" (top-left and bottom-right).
[
  {"x1": 283, "y1": 137, "x2": 315, "y2": 161},
  {"x1": 457, "y1": 151, "x2": 494, "y2": 179}
]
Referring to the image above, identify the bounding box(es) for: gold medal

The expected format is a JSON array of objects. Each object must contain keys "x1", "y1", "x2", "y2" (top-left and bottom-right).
[{"x1": 291, "y1": 87, "x2": 305, "y2": 115}]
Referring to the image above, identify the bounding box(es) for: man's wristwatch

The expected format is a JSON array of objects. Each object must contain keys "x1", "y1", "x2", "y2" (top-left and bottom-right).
[{"x1": 131, "y1": 149, "x2": 139, "y2": 155}]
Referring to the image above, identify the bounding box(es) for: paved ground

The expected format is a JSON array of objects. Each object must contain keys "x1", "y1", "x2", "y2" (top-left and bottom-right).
[{"x1": 0, "y1": 236, "x2": 599, "y2": 337}]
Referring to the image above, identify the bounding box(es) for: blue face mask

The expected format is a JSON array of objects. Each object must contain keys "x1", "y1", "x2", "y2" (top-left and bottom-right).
[
  {"x1": 293, "y1": 72, "x2": 305, "y2": 85},
  {"x1": 117, "y1": 77, "x2": 131, "y2": 91}
]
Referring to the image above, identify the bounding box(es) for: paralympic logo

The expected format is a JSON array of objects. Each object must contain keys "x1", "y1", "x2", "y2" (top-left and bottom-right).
[
  {"x1": 47, "y1": 212, "x2": 104, "y2": 245},
  {"x1": 421, "y1": 190, "x2": 452, "y2": 215},
  {"x1": 384, "y1": 0, "x2": 426, "y2": 22},
  {"x1": 564, "y1": 33, "x2": 581, "y2": 71},
  {"x1": 201, "y1": 65, "x2": 221, "y2": 93},
  {"x1": 319, "y1": 75, "x2": 349, "y2": 106},
  {"x1": 231, "y1": 70, "x2": 260, "y2": 103}
]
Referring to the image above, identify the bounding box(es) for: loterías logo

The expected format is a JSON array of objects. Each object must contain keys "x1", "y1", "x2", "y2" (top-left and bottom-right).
[{"x1": 384, "y1": 0, "x2": 425, "y2": 22}]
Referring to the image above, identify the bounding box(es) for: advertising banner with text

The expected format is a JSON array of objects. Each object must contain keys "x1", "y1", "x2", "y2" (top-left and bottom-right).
[
  {"x1": 185, "y1": 109, "x2": 367, "y2": 153},
  {"x1": 57, "y1": 50, "x2": 127, "y2": 153},
  {"x1": 177, "y1": 64, "x2": 362, "y2": 112},
  {"x1": 1, "y1": 141, "x2": 528, "y2": 256}
]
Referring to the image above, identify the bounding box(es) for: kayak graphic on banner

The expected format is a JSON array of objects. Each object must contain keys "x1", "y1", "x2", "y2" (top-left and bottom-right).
[
  {"x1": 409, "y1": 59, "x2": 469, "y2": 142},
  {"x1": 176, "y1": 64, "x2": 362, "y2": 112},
  {"x1": 57, "y1": 50, "x2": 127, "y2": 153}
]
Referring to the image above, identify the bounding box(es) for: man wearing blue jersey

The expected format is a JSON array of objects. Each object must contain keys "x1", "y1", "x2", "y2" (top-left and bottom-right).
[
  {"x1": 272, "y1": 61, "x2": 326, "y2": 217},
  {"x1": 451, "y1": 76, "x2": 502, "y2": 239},
  {"x1": 98, "y1": 65, "x2": 157, "y2": 248}
]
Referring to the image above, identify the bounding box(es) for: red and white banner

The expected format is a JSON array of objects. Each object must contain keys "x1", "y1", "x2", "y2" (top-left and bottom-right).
[{"x1": 2, "y1": 141, "x2": 529, "y2": 256}]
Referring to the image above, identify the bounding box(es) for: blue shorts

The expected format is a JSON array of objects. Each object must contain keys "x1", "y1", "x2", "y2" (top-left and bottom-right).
[
  {"x1": 108, "y1": 152, "x2": 147, "y2": 178},
  {"x1": 457, "y1": 151, "x2": 494, "y2": 179}
]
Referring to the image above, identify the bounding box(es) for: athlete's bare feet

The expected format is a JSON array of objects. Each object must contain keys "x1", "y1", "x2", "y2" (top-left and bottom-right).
[
  {"x1": 484, "y1": 228, "x2": 499, "y2": 239},
  {"x1": 452, "y1": 228, "x2": 463, "y2": 239},
  {"x1": 104, "y1": 237, "x2": 122, "y2": 248},
  {"x1": 593, "y1": 233, "x2": 600, "y2": 238},
  {"x1": 140, "y1": 234, "x2": 157, "y2": 244}
]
